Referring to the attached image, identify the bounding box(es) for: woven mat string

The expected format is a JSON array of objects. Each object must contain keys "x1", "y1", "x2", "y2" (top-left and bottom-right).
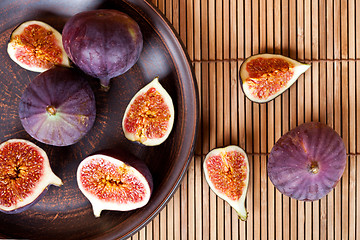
[{"x1": 191, "y1": 58, "x2": 360, "y2": 63}]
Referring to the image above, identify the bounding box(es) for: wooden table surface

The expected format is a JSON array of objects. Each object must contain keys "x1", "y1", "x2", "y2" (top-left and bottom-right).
[{"x1": 130, "y1": 0, "x2": 359, "y2": 239}]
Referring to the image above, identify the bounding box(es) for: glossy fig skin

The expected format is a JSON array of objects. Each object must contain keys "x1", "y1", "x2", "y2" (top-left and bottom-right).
[
  {"x1": 267, "y1": 122, "x2": 346, "y2": 201},
  {"x1": 19, "y1": 66, "x2": 96, "y2": 146},
  {"x1": 62, "y1": 9, "x2": 143, "y2": 89}
]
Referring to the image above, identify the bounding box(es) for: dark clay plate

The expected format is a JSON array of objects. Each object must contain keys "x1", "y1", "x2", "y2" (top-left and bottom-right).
[{"x1": 0, "y1": 0, "x2": 199, "y2": 239}]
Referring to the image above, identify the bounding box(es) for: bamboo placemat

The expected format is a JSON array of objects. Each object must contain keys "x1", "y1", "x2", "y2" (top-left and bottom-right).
[{"x1": 130, "y1": 0, "x2": 359, "y2": 239}]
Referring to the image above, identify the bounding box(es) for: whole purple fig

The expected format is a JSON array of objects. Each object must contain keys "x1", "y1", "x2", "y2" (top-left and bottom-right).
[
  {"x1": 62, "y1": 9, "x2": 143, "y2": 91},
  {"x1": 19, "y1": 66, "x2": 96, "y2": 146},
  {"x1": 267, "y1": 122, "x2": 346, "y2": 201}
]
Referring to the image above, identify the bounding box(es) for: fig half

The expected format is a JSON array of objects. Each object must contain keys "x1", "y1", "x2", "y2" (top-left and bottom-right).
[
  {"x1": 77, "y1": 150, "x2": 153, "y2": 217},
  {"x1": 122, "y1": 77, "x2": 175, "y2": 146},
  {"x1": 7, "y1": 20, "x2": 70, "y2": 72},
  {"x1": 203, "y1": 145, "x2": 249, "y2": 221},
  {"x1": 239, "y1": 54, "x2": 310, "y2": 103},
  {"x1": 268, "y1": 122, "x2": 347, "y2": 201},
  {"x1": 0, "y1": 139, "x2": 62, "y2": 213},
  {"x1": 19, "y1": 66, "x2": 96, "y2": 147}
]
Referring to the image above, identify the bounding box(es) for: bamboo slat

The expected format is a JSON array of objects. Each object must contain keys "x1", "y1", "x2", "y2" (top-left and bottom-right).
[{"x1": 129, "y1": 0, "x2": 360, "y2": 239}]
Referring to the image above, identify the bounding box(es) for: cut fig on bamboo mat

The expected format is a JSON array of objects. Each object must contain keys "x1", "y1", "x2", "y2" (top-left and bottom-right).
[
  {"x1": 7, "y1": 20, "x2": 70, "y2": 72},
  {"x1": 203, "y1": 145, "x2": 249, "y2": 221},
  {"x1": 0, "y1": 139, "x2": 62, "y2": 213},
  {"x1": 239, "y1": 53, "x2": 310, "y2": 103},
  {"x1": 267, "y1": 122, "x2": 347, "y2": 201},
  {"x1": 122, "y1": 77, "x2": 175, "y2": 146},
  {"x1": 18, "y1": 66, "x2": 96, "y2": 147},
  {"x1": 77, "y1": 150, "x2": 153, "y2": 217}
]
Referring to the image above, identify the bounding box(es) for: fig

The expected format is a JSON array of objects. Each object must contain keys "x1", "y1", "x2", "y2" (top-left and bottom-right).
[
  {"x1": 239, "y1": 54, "x2": 310, "y2": 103},
  {"x1": 267, "y1": 122, "x2": 347, "y2": 201},
  {"x1": 0, "y1": 139, "x2": 62, "y2": 213},
  {"x1": 203, "y1": 145, "x2": 249, "y2": 221},
  {"x1": 19, "y1": 66, "x2": 96, "y2": 147},
  {"x1": 76, "y1": 149, "x2": 153, "y2": 217},
  {"x1": 122, "y1": 77, "x2": 175, "y2": 146},
  {"x1": 62, "y1": 9, "x2": 143, "y2": 90},
  {"x1": 7, "y1": 20, "x2": 70, "y2": 72}
]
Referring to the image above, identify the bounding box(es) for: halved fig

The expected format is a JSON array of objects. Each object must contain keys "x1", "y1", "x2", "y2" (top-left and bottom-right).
[
  {"x1": 7, "y1": 20, "x2": 70, "y2": 72},
  {"x1": 239, "y1": 54, "x2": 310, "y2": 103},
  {"x1": 122, "y1": 77, "x2": 175, "y2": 146},
  {"x1": 268, "y1": 122, "x2": 346, "y2": 201},
  {"x1": 203, "y1": 145, "x2": 249, "y2": 221},
  {"x1": 0, "y1": 139, "x2": 62, "y2": 213},
  {"x1": 77, "y1": 149, "x2": 153, "y2": 217},
  {"x1": 19, "y1": 66, "x2": 96, "y2": 147}
]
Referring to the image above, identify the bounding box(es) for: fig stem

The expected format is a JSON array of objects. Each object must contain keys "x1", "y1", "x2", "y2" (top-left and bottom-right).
[
  {"x1": 100, "y1": 84, "x2": 110, "y2": 92},
  {"x1": 99, "y1": 78, "x2": 111, "y2": 92},
  {"x1": 238, "y1": 212, "x2": 248, "y2": 221},
  {"x1": 235, "y1": 202, "x2": 248, "y2": 221},
  {"x1": 92, "y1": 205, "x2": 103, "y2": 218}
]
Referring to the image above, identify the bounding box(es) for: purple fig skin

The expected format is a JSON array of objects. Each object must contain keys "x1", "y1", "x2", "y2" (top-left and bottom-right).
[
  {"x1": 62, "y1": 9, "x2": 143, "y2": 90},
  {"x1": 0, "y1": 188, "x2": 48, "y2": 214},
  {"x1": 19, "y1": 66, "x2": 96, "y2": 146},
  {"x1": 267, "y1": 122, "x2": 346, "y2": 201}
]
